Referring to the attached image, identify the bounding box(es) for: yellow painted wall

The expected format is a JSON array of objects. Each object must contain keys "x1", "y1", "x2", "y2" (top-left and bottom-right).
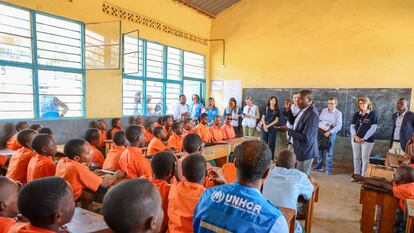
[
  {"x1": 210, "y1": 0, "x2": 414, "y2": 110},
  {"x1": 5, "y1": 0, "x2": 211, "y2": 118}
]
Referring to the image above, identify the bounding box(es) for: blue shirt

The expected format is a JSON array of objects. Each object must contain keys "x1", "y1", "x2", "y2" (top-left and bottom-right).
[
  {"x1": 263, "y1": 107, "x2": 279, "y2": 125},
  {"x1": 41, "y1": 96, "x2": 60, "y2": 118},
  {"x1": 190, "y1": 102, "x2": 204, "y2": 119},
  {"x1": 205, "y1": 107, "x2": 220, "y2": 122}
]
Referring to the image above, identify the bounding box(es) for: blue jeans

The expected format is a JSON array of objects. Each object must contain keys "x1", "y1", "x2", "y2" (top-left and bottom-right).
[
  {"x1": 316, "y1": 133, "x2": 336, "y2": 173},
  {"x1": 261, "y1": 127, "x2": 277, "y2": 160}
]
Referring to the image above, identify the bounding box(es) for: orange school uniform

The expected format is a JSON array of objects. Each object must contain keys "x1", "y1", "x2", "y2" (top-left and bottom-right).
[
  {"x1": 147, "y1": 138, "x2": 167, "y2": 156},
  {"x1": 109, "y1": 127, "x2": 122, "y2": 139},
  {"x1": 90, "y1": 145, "x2": 105, "y2": 166},
  {"x1": 0, "y1": 216, "x2": 16, "y2": 233},
  {"x1": 99, "y1": 129, "x2": 107, "y2": 147},
  {"x1": 119, "y1": 147, "x2": 152, "y2": 178},
  {"x1": 27, "y1": 154, "x2": 56, "y2": 182},
  {"x1": 178, "y1": 156, "x2": 213, "y2": 188},
  {"x1": 168, "y1": 181, "x2": 205, "y2": 233},
  {"x1": 142, "y1": 127, "x2": 154, "y2": 144},
  {"x1": 193, "y1": 124, "x2": 211, "y2": 143},
  {"x1": 102, "y1": 145, "x2": 125, "y2": 171},
  {"x1": 392, "y1": 182, "x2": 414, "y2": 210},
  {"x1": 55, "y1": 157, "x2": 103, "y2": 200},
  {"x1": 222, "y1": 124, "x2": 236, "y2": 140},
  {"x1": 6, "y1": 134, "x2": 22, "y2": 151},
  {"x1": 209, "y1": 125, "x2": 224, "y2": 142},
  {"x1": 6, "y1": 147, "x2": 36, "y2": 184},
  {"x1": 150, "y1": 178, "x2": 172, "y2": 231},
  {"x1": 167, "y1": 133, "x2": 185, "y2": 152},
  {"x1": 183, "y1": 129, "x2": 193, "y2": 136},
  {"x1": 7, "y1": 223, "x2": 54, "y2": 233},
  {"x1": 222, "y1": 162, "x2": 237, "y2": 183}
]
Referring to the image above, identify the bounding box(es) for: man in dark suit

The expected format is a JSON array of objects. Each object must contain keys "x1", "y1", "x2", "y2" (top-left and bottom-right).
[
  {"x1": 390, "y1": 98, "x2": 414, "y2": 155},
  {"x1": 278, "y1": 90, "x2": 319, "y2": 175}
]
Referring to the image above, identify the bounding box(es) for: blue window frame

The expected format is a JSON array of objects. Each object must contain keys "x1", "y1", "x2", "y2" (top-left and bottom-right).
[
  {"x1": 122, "y1": 36, "x2": 206, "y2": 117},
  {"x1": 0, "y1": 2, "x2": 85, "y2": 120}
]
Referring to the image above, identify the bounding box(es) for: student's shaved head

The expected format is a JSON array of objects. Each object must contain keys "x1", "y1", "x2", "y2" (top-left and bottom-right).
[
  {"x1": 125, "y1": 125, "x2": 143, "y2": 144},
  {"x1": 17, "y1": 129, "x2": 38, "y2": 148},
  {"x1": 85, "y1": 128, "x2": 100, "y2": 143},
  {"x1": 235, "y1": 140, "x2": 272, "y2": 183},
  {"x1": 30, "y1": 124, "x2": 42, "y2": 131},
  {"x1": 37, "y1": 127, "x2": 53, "y2": 136},
  {"x1": 31, "y1": 134, "x2": 54, "y2": 155},
  {"x1": 64, "y1": 139, "x2": 88, "y2": 159},
  {"x1": 151, "y1": 152, "x2": 175, "y2": 179},
  {"x1": 276, "y1": 149, "x2": 296, "y2": 169},
  {"x1": 16, "y1": 121, "x2": 29, "y2": 131},
  {"x1": 0, "y1": 177, "x2": 17, "y2": 201},
  {"x1": 153, "y1": 127, "x2": 164, "y2": 138},
  {"x1": 182, "y1": 154, "x2": 206, "y2": 184},
  {"x1": 171, "y1": 121, "x2": 181, "y2": 131},
  {"x1": 183, "y1": 133, "x2": 203, "y2": 154},
  {"x1": 0, "y1": 177, "x2": 19, "y2": 217},
  {"x1": 112, "y1": 131, "x2": 126, "y2": 146},
  {"x1": 103, "y1": 179, "x2": 163, "y2": 233}
]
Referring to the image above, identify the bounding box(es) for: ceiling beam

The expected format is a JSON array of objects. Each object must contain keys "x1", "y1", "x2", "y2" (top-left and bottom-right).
[{"x1": 173, "y1": 0, "x2": 216, "y2": 18}]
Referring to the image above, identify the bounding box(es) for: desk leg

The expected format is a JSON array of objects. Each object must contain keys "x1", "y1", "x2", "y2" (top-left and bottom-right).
[
  {"x1": 378, "y1": 195, "x2": 398, "y2": 233},
  {"x1": 361, "y1": 190, "x2": 377, "y2": 233},
  {"x1": 406, "y1": 216, "x2": 414, "y2": 233}
]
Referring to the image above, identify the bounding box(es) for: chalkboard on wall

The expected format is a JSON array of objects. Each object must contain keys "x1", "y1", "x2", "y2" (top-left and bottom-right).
[{"x1": 242, "y1": 88, "x2": 412, "y2": 140}]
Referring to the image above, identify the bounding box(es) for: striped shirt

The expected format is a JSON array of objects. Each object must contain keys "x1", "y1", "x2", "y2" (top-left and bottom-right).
[{"x1": 319, "y1": 108, "x2": 343, "y2": 134}]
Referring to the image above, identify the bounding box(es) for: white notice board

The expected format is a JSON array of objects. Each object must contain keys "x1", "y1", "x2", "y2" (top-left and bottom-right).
[{"x1": 223, "y1": 80, "x2": 242, "y2": 107}]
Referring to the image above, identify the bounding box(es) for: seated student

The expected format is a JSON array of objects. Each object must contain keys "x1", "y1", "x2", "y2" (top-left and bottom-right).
[
  {"x1": 210, "y1": 115, "x2": 225, "y2": 143},
  {"x1": 193, "y1": 113, "x2": 212, "y2": 144},
  {"x1": 0, "y1": 177, "x2": 19, "y2": 233},
  {"x1": 103, "y1": 131, "x2": 127, "y2": 171},
  {"x1": 85, "y1": 128, "x2": 105, "y2": 167},
  {"x1": 102, "y1": 179, "x2": 164, "y2": 233},
  {"x1": 6, "y1": 121, "x2": 30, "y2": 150},
  {"x1": 167, "y1": 122, "x2": 185, "y2": 152},
  {"x1": 135, "y1": 115, "x2": 144, "y2": 126},
  {"x1": 27, "y1": 134, "x2": 57, "y2": 182},
  {"x1": 221, "y1": 154, "x2": 237, "y2": 183},
  {"x1": 168, "y1": 154, "x2": 225, "y2": 233},
  {"x1": 37, "y1": 127, "x2": 53, "y2": 136},
  {"x1": 222, "y1": 113, "x2": 236, "y2": 140},
  {"x1": 29, "y1": 124, "x2": 42, "y2": 131},
  {"x1": 119, "y1": 125, "x2": 152, "y2": 178},
  {"x1": 8, "y1": 177, "x2": 75, "y2": 233},
  {"x1": 6, "y1": 129, "x2": 38, "y2": 184},
  {"x1": 96, "y1": 119, "x2": 108, "y2": 147},
  {"x1": 262, "y1": 149, "x2": 314, "y2": 233},
  {"x1": 56, "y1": 139, "x2": 124, "y2": 201},
  {"x1": 182, "y1": 118, "x2": 194, "y2": 135},
  {"x1": 108, "y1": 118, "x2": 123, "y2": 139},
  {"x1": 154, "y1": 116, "x2": 163, "y2": 128},
  {"x1": 147, "y1": 127, "x2": 171, "y2": 156},
  {"x1": 150, "y1": 152, "x2": 181, "y2": 233},
  {"x1": 163, "y1": 115, "x2": 174, "y2": 139},
  {"x1": 194, "y1": 140, "x2": 289, "y2": 233},
  {"x1": 143, "y1": 121, "x2": 155, "y2": 145}
]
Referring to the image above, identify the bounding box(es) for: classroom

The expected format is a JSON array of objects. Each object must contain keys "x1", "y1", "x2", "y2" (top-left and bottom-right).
[{"x1": 1, "y1": 0, "x2": 414, "y2": 233}]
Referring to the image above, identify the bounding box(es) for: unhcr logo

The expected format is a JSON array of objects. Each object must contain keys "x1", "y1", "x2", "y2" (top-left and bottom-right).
[
  {"x1": 211, "y1": 191, "x2": 225, "y2": 203},
  {"x1": 210, "y1": 190, "x2": 262, "y2": 215}
]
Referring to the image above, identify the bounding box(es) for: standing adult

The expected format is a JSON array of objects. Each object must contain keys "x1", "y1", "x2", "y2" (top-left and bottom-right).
[
  {"x1": 314, "y1": 97, "x2": 343, "y2": 175},
  {"x1": 173, "y1": 94, "x2": 190, "y2": 121},
  {"x1": 190, "y1": 94, "x2": 204, "y2": 120},
  {"x1": 133, "y1": 91, "x2": 143, "y2": 115},
  {"x1": 350, "y1": 96, "x2": 378, "y2": 177},
  {"x1": 278, "y1": 90, "x2": 319, "y2": 175},
  {"x1": 261, "y1": 96, "x2": 280, "y2": 159},
  {"x1": 205, "y1": 97, "x2": 220, "y2": 124},
  {"x1": 223, "y1": 97, "x2": 242, "y2": 132},
  {"x1": 390, "y1": 98, "x2": 414, "y2": 155},
  {"x1": 241, "y1": 96, "x2": 260, "y2": 137}
]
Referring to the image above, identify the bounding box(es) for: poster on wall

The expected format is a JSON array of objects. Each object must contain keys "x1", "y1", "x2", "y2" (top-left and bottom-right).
[
  {"x1": 211, "y1": 80, "x2": 223, "y2": 91},
  {"x1": 223, "y1": 80, "x2": 242, "y2": 108}
]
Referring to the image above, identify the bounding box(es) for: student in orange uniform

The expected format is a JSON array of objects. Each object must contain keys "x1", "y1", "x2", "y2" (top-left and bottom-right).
[
  {"x1": 154, "y1": 117, "x2": 163, "y2": 128},
  {"x1": 55, "y1": 139, "x2": 124, "y2": 201},
  {"x1": 96, "y1": 119, "x2": 108, "y2": 147},
  {"x1": 119, "y1": 125, "x2": 152, "y2": 178},
  {"x1": 143, "y1": 121, "x2": 155, "y2": 145},
  {"x1": 0, "y1": 177, "x2": 19, "y2": 233},
  {"x1": 29, "y1": 124, "x2": 42, "y2": 131},
  {"x1": 8, "y1": 177, "x2": 75, "y2": 233},
  {"x1": 102, "y1": 179, "x2": 164, "y2": 233},
  {"x1": 6, "y1": 121, "x2": 30, "y2": 151},
  {"x1": 163, "y1": 115, "x2": 174, "y2": 139},
  {"x1": 108, "y1": 118, "x2": 123, "y2": 139},
  {"x1": 193, "y1": 113, "x2": 212, "y2": 144},
  {"x1": 222, "y1": 113, "x2": 236, "y2": 140},
  {"x1": 27, "y1": 134, "x2": 57, "y2": 182},
  {"x1": 150, "y1": 152, "x2": 181, "y2": 233},
  {"x1": 85, "y1": 128, "x2": 105, "y2": 167},
  {"x1": 210, "y1": 115, "x2": 225, "y2": 143},
  {"x1": 147, "y1": 127, "x2": 172, "y2": 156},
  {"x1": 103, "y1": 131, "x2": 127, "y2": 171},
  {"x1": 168, "y1": 154, "x2": 225, "y2": 233},
  {"x1": 167, "y1": 122, "x2": 185, "y2": 152},
  {"x1": 37, "y1": 128, "x2": 53, "y2": 137},
  {"x1": 6, "y1": 129, "x2": 38, "y2": 184},
  {"x1": 221, "y1": 154, "x2": 237, "y2": 183},
  {"x1": 135, "y1": 115, "x2": 144, "y2": 126},
  {"x1": 182, "y1": 118, "x2": 194, "y2": 135}
]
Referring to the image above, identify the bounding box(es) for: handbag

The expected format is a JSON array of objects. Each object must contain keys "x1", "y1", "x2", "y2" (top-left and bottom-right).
[{"x1": 318, "y1": 129, "x2": 331, "y2": 150}]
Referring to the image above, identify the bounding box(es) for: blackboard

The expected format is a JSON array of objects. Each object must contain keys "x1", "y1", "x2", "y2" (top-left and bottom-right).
[{"x1": 242, "y1": 88, "x2": 412, "y2": 140}]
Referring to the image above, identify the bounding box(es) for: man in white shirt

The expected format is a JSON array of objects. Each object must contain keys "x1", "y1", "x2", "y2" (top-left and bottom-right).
[
  {"x1": 389, "y1": 98, "x2": 414, "y2": 155},
  {"x1": 173, "y1": 94, "x2": 190, "y2": 121},
  {"x1": 314, "y1": 97, "x2": 343, "y2": 175}
]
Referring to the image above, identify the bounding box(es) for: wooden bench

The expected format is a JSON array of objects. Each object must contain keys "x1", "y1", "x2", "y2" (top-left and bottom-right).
[
  {"x1": 279, "y1": 206, "x2": 296, "y2": 233},
  {"x1": 406, "y1": 199, "x2": 414, "y2": 233},
  {"x1": 385, "y1": 152, "x2": 410, "y2": 167},
  {"x1": 65, "y1": 207, "x2": 112, "y2": 233},
  {"x1": 365, "y1": 164, "x2": 396, "y2": 180}
]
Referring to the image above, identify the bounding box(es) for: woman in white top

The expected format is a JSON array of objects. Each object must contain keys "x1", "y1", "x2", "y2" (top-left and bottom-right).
[
  {"x1": 241, "y1": 96, "x2": 260, "y2": 136},
  {"x1": 223, "y1": 97, "x2": 242, "y2": 128}
]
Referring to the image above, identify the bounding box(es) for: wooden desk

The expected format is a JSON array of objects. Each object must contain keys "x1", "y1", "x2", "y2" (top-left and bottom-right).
[
  {"x1": 65, "y1": 207, "x2": 112, "y2": 233},
  {"x1": 203, "y1": 144, "x2": 230, "y2": 167},
  {"x1": 224, "y1": 136, "x2": 258, "y2": 152},
  {"x1": 365, "y1": 164, "x2": 395, "y2": 180},
  {"x1": 385, "y1": 152, "x2": 410, "y2": 167},
  {"x1": 304, "y1": 183, "x2": 319, "y2": 233},
  {"x1": 406, "y1": 199, "x2": 414, "y2": 233},
  {"x1": 279, "y1": 206, "x2": 295, "y2": 233},
  {"x1": 359, "y1": 184, "x2": 399, "y2": 233},
  {"x1": 104, "y1": 140, "x2": 114, "y2": 155}
]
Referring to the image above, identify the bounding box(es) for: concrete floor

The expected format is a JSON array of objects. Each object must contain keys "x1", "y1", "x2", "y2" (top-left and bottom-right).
[{"x1": 307, "y1": 168, "x2": 362, "y2": 233}]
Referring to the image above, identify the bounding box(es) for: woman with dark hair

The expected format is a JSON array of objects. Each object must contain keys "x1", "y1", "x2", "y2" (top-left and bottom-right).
[
  {"x1": 223, "y1": 97, "x2": 242, "y2": 131},
  {"x1": 190, "y1": 94, "x2": 205, "y2": 120},
  {"x1": 260, "y1": 96, "x2": 279, "y2": 159},
  {"x1": 205, "y1": 97, "x2": 220, "y2": 124}
]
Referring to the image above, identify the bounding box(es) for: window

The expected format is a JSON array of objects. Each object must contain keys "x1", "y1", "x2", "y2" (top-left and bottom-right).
[
  {"x1": 123, "y1": 31, "x2": 143, "y2": 76},
  {"x1": 146, "y1": 81, "x2": 163, "y2": 116},
  {"x1": 122, "y1": 78, "x2": 143, "y2": 116},
  {"x1": 166, "y1": 83, "x2": 181, "y2": 114},
  {"x1": 0, "y1": 3, "x2": 85, "y2": 120},
  {"x1": 146, "y1": 42, "x2": 164, "y2": 79},
  {"x1": 183, "y1": 80, "x2": 203, "y2": 101},
  {"x1": 184, "y1": 51, "x2": 205, "y2": 79},
  {"x1": 167, "y1": 47, "x2": 181, "y2": 81}
]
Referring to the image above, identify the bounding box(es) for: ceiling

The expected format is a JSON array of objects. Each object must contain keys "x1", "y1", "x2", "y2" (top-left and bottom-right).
[{"x1": 174, "y1": 0, "x2": 241, "y2": 18}]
